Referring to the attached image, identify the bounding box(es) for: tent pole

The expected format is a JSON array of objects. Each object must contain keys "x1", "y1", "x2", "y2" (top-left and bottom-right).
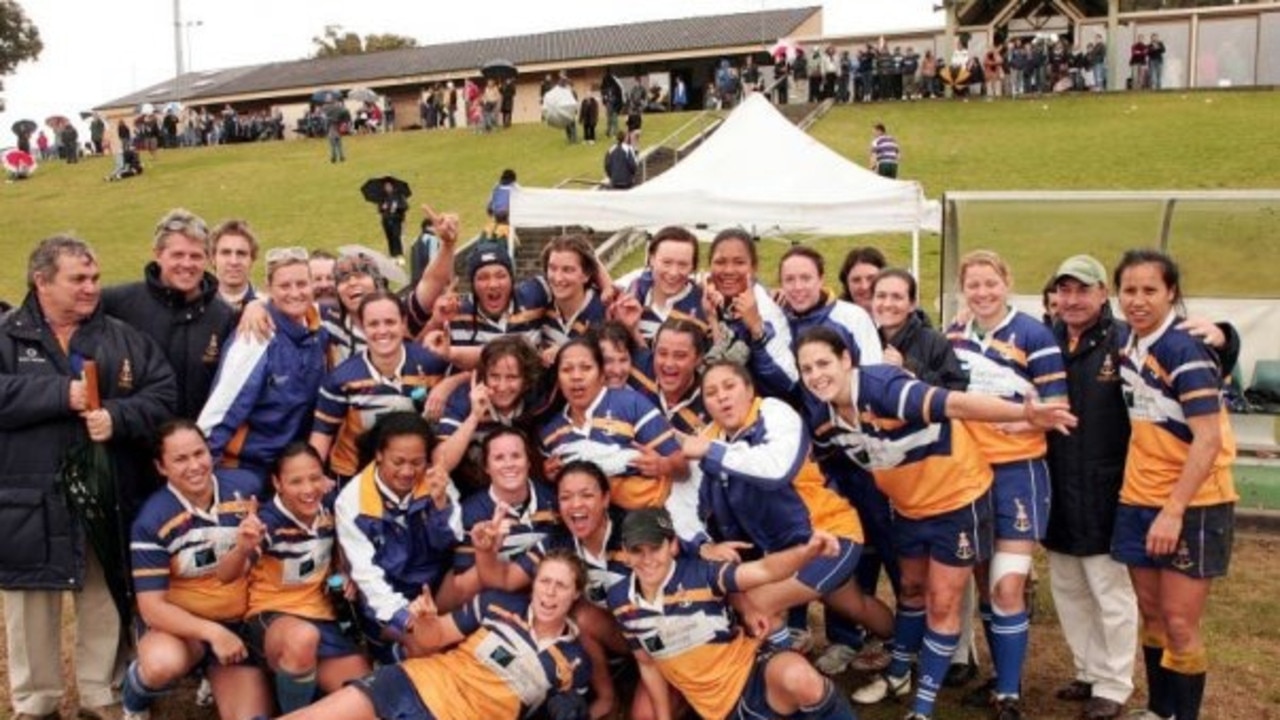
[{"x1": 911, "y1": 228, "x2": 920, "y2": 280}]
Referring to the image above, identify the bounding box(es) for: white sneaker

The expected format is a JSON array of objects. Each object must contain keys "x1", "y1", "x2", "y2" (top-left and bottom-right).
[
  {"x1": 1125, "y1": 712, "x2": 1170, "y2": 720},
  {"x1": 851, "y1": 671, "x2": 912, "y2": 705},
  {"x1": 194, "y1": 677, "x2": 214, "y2": 707},
  {"x1": 815, "y1": 643, "x2": 859, "y2": 675}
]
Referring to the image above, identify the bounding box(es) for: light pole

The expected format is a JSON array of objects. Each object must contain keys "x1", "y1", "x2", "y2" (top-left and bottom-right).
[{"x1": 185, "y1": 21, "x2": 203, "y2": 75}]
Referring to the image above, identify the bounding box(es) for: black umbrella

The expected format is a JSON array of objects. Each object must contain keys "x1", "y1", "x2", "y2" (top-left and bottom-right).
[
  {"x1": 11, "y1": 119, "x2": 37, "y2": 136},
  {"x1": 312, "y1": 88, "x2": 341, "y2": 104},
  {"x1": 361, "y1": 176, "x2": 412, "y2": 204},
  {"x1": 56, "y1": 361, "x2": 131, "y2": 628},
  {"x1": 481, "y1": 58, "x2": 518, "y2": 81},
  {"x1": 79, "y1": 111, "x2": 95, "y2": 120}
]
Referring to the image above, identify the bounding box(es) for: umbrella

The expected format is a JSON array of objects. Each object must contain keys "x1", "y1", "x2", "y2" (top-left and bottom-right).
[
  {"x1": 769, "y1": 39, "x2": 802, "y2": 62},
  {"x1": 3, "y1": 148, "x2": 37, "y2": 175},
  {"x1": 360, "y1": 175, "x2": 412, "y2": 204},
  {"x1": 79, "y1": 111, "x2": 95, "y2": 120},
  {"x1": 336, "y1": 244, "x2": 408, "y2": 287},
  {"x1": 45, "y1": 115, "x2": 71, "y2": 131},
  {"x1": 137, "y1": 102, "x2": 155, "y2": 115},
  {"x1": 542, "y1": 86, "x2": 578, "y2": 129},
  {"x1": 481, "y1": 58, "x2": 518, "y2": 81},
  {"x1": 11, "y1": 119, "x2": 37, "y2": 136},
  {"x1": 347, "y1": 87, "x2": 379, "y2": 103},
  {"x1": 163, "y1": 101, "x2": 183, "y2": 115},
  {"x1": 312, "y1": 88, "x2": 341, "y2": 104},
  {"x1": 57, "y1": 360, "x2": 132, "y2": 628}
]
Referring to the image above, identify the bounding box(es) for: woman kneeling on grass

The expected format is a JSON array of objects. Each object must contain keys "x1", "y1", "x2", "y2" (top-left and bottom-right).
[
  {"x1": 123, "y1": 420, "x2": 271, "y2": 720},
  {"x1": 275, "y1": 549, "x2": 593, "y2": 720},
  {"x1": 793, "y1": 327, "x2": 1075, "y2": 720},
  {"x1": 216, "y1": 443, "x2": 370, "y2": 712},
  {"x1": 608, "y1": 507, "x2": 860, "y2": 720}
]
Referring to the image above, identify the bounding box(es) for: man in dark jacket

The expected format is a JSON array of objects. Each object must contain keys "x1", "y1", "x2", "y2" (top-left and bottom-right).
[
  {"x1": 102, "y1": 208, "x2": 235, "y2": 420},
  {"x1": 1, "y1": 235, "x2": 176, "y2": 720},
  {"x1": 604, "y1": 131, "x2": 638, "y2": 189},
  {"x1": 1045, "y1": 255, "x2": 1238, "y2": 720}
]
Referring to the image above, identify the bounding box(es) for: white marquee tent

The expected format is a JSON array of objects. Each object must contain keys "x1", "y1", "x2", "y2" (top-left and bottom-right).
[{"x1": 510, "y1": 93, "x2": 939, "y2": 271}]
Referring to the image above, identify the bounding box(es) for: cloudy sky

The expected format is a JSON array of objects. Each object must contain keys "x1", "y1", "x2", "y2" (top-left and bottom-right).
[{"x1": 2, "y1": 0, "x2": 940, "y2": 139}]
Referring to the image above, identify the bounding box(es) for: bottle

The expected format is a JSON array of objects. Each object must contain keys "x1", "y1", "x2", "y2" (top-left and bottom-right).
[{"x1": 326, "y1": 574, "x2": 364, "y2": 645}]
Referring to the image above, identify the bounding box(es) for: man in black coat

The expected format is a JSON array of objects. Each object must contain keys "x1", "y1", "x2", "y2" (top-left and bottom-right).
[
  {"x1": 102, "y1": 208, "x2": 235, "y2": 420},
  {"x1": 604, "y1": 131, "x2": 637, "y2": 189},
  {"x1": 0, "y1": 235, "x2": 176, "y2": 720},
  {"x1": 1045, "y1": 255, "x2": 1238, "y2": 720}
]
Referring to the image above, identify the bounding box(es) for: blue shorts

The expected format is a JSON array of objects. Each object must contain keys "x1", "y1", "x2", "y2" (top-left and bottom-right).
[
  {"x1": 893, "y1": 491, "x2": 994, "y2": 567},
  {"x1": 795, "y1": 537, "x2": 861, "y2": 594},
  {"x1": 352, "y1": 664, "x2": 436, "y2": 720},
  {"x1": 730, "y1": 647, "x2": 782, "y2": 719},
  {"x1": 991, "y1": 458, "x2": 1051, "y2": 541},
  {"x1": 134, "y1": 618, "x2": 254, "y2": 672},
  {"x1": 245, "y1": 612, "x2": 362, "y2": 663},
  {"x1": 1111, "y1": 503, "x2": 1234, "y2": 579}
]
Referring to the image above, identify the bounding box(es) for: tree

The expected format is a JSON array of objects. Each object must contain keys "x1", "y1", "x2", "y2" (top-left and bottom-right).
[
  {"x1": 311, "y1": 25, "x2": 417, "y2": 58},
  {"x1": 0, "y1": 0, "x2": 43, "y2": 112}
]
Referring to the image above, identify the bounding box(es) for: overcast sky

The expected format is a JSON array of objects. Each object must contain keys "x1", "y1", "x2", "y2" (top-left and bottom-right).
[{"x1": 2, "y1": 0, "x2": 940, "y2": 140}]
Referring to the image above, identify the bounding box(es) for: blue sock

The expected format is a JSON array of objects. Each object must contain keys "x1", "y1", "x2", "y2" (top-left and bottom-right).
[
  {"x1": 768, "y1": 625, "x2": 793, "y2": 649},
  {"x1": 911, "y1": 628, "x2": 959, "y2": 719},
  {"x1": 122, "y1": 660, "x2": 169, "y2": 713},
  {"x1": 887, "y1": 605, "x2": 926, "y2": 679},
  {"x1": 979, "y1": 601, "x2": 996, "y2": 674},
  {"x1": 275, "y1": 668, "x2": 318, "y2": 713},
  {"x1": 991, "y1": 609, "x2": 1030, "y2": 697},
  {"x1": 797, "y1": 678, "x2": 859, "y2": 719}
]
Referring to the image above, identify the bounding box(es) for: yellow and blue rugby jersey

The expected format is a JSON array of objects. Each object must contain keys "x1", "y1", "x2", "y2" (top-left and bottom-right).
[
  {"x1": 313, "y1": 343, "x2": 450, "y2": 477},
  {"x1": 517, "y1": 520, "x2": 629, "y2": 608},
  {"x1": 448, "y1": 277, "x2": 548, "y2": 348},
  {"x1": 700, "y1": 397, "x2": 863, "y2": 549},
  {"x1": 1117, "y1": 315, "x2": 1237, "y2": 508},
  {"x1": 246, "y1": 495, "x2": 337, "y2": 620},
  {"x1": 626, "y1": 269, "x2": 710, "y2": 343},
  {"x1": 540, "y1": 387, "x2": 681, "y2": 510},
  {"x1": 454, "y1": 480, "x2": 560, "y2": 572},
  {"x1": 607, "y1": 557, "x2": 760, "y2": 720},
  {"x1": 947, "y1": 309, "x2": 1067, "y2": 464},
  {"x1": 541, "y1": 286, "x2": 608, "y2": 350},
  {"x1": 801, "y1": 365, "x2": 993, "y2": 520},
  {"x1": 130, "y1": 473, "x2": 258, "y2": 621},
  {"x1": 401, "y1": 590, "x2": 591, "y2": 720}
]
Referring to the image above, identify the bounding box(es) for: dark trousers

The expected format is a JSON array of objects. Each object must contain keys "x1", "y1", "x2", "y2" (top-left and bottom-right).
[
  {"x1": 582, "y1": 122, "x2": 596, "y2": 142},
  {"x1": 381, "y1": 215, "x2": 404, "y2": 258}
]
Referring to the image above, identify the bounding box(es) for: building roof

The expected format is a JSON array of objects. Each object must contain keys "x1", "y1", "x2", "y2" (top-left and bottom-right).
[{"x1": 97, "y1": 6, "x2": 819, "y2": 110}]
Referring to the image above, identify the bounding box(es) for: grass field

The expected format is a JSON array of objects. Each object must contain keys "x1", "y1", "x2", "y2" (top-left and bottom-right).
[{"x1": 2, "y1": 89, "x2": 1280, "y2": 719}]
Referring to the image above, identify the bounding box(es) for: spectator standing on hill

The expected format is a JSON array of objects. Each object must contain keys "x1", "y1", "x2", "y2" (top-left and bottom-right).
[
  {"x1": 1130, "y1": 35, "x2": 1148, "y2": 89},
  {"x1": 103, "y1": 208, "x2": 236, "y2": 420},
  {"x1": 500, "y1": 78, "x2": 515, "y2": 128},
  {"x1": 486, "y1": 168, "x2": 518, "y2": 225},
  {"x1": 869, "y1": 123, "x2": 900, "y2": 178},
  {"x1": 902, "y1": 46, "x2": 921, "y2": 100},
  {"x1": 1091, "y1": 34, "x2": 1108, "y2": 91},
  {"x1": 602, "y1": 71, "x2": 622, "y2": 137},
  {"x1": 626, "y1": 76, "x2": 646, "y2": 141},
  {"x1": 89, "y1": 115, "x2": 105, "y2": 155},
  {"x1": 605, "y1": 131, "x2": 638, "y2": 189},
  {"x1": 1008, "y1": 39, "x2": 1027, "y2": 97},
  {"x1": 61, "y1": 123, "x2": 79, "y2": 163},
  {"x1": 325, "y1": 99, "x2": 347, "y2": 163},
  {"x1": 36, "y1": 130, "x2": 49, "y2": 160},
  {"x1": 984, "y1": 46, "x2": 1004, "y2": 99},
  {"x1": 0, "y1": 235, "x2": 176, "y2": 720},
  {"x1": 580, "y1": 88, "x2": 600, "y2": 144},
  {"x1": 1147, "y1": 33, "x2": 1166, "y2": 90},
  {"x1": 672, "y1": 75, "x2": 688, "y2": 110},
  {"x1": 876, "y1": 46, "x2": 896, "y2": 101},
  {"x1": 378, "y1": 180, "x2": 409, "y2": 260}
]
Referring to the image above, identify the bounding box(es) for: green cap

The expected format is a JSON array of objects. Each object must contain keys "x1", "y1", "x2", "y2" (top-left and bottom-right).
[
  {"x1": 1054, "y1": 254, "x2": 1108, "y2": 287},
  {"x1": 620, "y1": 507, "x2": 676, "y2": 549}
]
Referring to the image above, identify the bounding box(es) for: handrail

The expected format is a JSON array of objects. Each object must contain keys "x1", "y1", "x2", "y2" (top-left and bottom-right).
[{"x1": 554, "y1": 177, "x2": 608, "y2": 190}]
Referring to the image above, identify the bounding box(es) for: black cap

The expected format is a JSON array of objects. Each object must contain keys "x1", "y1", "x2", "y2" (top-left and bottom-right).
[{"x1": 621, "y1": 507, "x2": 676, "y2": 549}]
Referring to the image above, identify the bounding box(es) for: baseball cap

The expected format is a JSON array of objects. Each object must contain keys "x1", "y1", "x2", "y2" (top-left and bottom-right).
[
  {"x1": 467, "y1": 240, "x2": 514, "y2": 283},
  {"x1": 620, "y1": 508, "x2": 676, "y2": 549},
  {"x1": 1053, "y1": 255, "x2": 1108, "y2": 287}
]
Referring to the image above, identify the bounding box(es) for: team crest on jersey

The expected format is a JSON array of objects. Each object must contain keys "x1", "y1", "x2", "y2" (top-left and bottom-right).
[
  {"x1": 1172, "y1": 540, "x2": 1194, "y2": 571},
  {"x1": 118, "y1": 359, "x2": 134, "y2": 391},
  {"x1": 1013, "y1": 499, "x2": 1031, "y2": 533},
  {"x1": 955, "y1": 531, "x2": 975, "y2": 560},
  {"x1": 202, "y1": 333, "x2": 221, "y2": 364},
  {"x1": 1098, "y1": 353, "x2": 1118, "y2": 382}
]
